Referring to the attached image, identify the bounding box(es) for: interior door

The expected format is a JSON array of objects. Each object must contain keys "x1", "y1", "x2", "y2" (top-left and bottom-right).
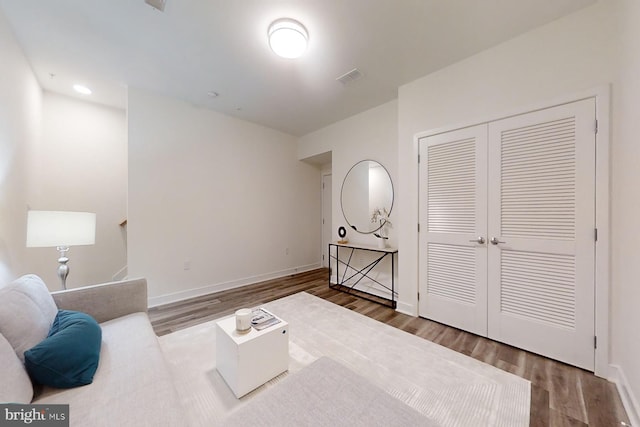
[
  {"x1": 418, "y1": 125, "x2": 488, "y2": 336},
  {"x1": 486, "y1": 99, "x2": 596, "y2": 370}
]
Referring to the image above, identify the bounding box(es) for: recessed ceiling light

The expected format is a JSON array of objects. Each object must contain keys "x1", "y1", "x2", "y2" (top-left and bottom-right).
[
  {"x1": 73, "y1": 84, "x2": 92, "y2": 95},
  {"x1": 268, "y1": 18, "x2": 308, "y2": 59}
]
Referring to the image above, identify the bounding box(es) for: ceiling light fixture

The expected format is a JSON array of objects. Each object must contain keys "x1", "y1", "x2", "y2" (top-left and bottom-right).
[
  {"x1": 268, "y1": 18, "x2": 308, "y2": 59},
  {"x1": 73, "y1": 84, "x2": 92, "y2": 95}
]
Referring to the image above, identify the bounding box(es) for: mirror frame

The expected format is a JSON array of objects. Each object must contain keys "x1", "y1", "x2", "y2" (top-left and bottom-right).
[{"x1": 340, "y1": 159, "x2": 394, "y2": 235}]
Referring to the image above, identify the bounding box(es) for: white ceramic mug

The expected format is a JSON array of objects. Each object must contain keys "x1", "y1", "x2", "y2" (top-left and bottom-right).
[{"x1": 235, "y1": 308, "x2": 252, "y2": 332}]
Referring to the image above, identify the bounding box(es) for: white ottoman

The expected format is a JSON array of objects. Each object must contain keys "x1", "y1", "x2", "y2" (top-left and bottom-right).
[{"x1": 215, "y1": 311, "x2": 289, "y2": 398}]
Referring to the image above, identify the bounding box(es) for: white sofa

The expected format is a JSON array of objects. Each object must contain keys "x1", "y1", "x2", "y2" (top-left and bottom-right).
[{"x1": 0, "y1": 275, "x2": 185, "y2": 427}]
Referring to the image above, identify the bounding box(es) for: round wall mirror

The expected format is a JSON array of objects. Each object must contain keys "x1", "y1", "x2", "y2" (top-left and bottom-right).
[{"x1": 341, "y1": 160, "x2": 394, "y2": 234}]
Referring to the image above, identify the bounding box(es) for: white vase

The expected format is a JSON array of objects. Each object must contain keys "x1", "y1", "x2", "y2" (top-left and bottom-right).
[{"x1": 377, "y1": 238, "x2": 386, "y2": 249}]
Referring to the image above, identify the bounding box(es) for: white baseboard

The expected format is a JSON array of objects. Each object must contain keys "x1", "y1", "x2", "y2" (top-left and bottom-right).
[
  {"x1": 610, "y1": 364, "x2": 640, "y2": 426},
  {"x1": 396, "y1": 301, "x2": 417, "y2": 316},
  {"x1": 147, "y1": 263, "x2": 322, "y2": 308}
]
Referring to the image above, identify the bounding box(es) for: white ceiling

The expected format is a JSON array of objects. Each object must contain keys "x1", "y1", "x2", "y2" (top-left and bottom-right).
[{"x1": 0, "y1": 0, "x2": 596, "y2": 136}]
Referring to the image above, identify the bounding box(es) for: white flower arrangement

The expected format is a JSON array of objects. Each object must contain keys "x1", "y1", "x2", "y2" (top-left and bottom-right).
[{"x1": 371, "y1": 207, "x2": 392, "y2": 240}]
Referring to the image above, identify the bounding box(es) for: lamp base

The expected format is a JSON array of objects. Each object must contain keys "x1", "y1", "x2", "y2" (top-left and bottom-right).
[{"x1": 56, "y1": 246, "x2": 70, "y2": 290}]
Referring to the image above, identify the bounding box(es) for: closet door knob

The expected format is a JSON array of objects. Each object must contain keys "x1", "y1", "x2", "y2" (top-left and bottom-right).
[
  {"x1": 469, "y1": 237, "x2": 485, "y2": 244},
  {"x1": 490, "y1": 237, "x2": 505, "y2": 245}
]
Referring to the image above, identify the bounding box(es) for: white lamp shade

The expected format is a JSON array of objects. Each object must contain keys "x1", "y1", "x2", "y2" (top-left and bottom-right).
[{"x1": 26, "y1": 211, "x2": 96, "y2": 248}]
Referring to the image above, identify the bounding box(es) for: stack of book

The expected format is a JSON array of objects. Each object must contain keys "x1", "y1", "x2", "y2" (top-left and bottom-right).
[{"x1": 250, "y1": 308, "x2": 281, "y2": 331}]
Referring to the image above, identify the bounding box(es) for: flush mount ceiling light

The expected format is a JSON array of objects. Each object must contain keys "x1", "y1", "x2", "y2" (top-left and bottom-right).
[
  {"x1": 268, "y1": 18, "x2": 308, "y2": 59},
  {"x1": 73, "y1": 84, "x2": 92, "y2": 95}
]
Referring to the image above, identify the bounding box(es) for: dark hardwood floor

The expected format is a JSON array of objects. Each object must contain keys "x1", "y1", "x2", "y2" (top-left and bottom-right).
[{"x1": 149, "y1": 268, "x2": 629, "y2": 426}]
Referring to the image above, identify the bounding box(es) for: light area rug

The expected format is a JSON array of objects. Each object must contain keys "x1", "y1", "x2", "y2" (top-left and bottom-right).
[
  {"x1": 222, "y1": 356, "x2": 437, "y2": 427},
  {"x1": 158, "y1": 292, "x2": 530, "y2": 426}
]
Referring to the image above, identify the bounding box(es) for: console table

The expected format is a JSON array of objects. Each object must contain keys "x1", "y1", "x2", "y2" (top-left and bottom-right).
[{"x1": 328, "y1": 242, "x2": 398, "y2": 308}]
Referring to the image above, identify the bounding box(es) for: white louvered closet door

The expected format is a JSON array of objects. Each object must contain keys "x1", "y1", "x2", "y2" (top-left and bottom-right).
[
  {"x1": 418, "y1": 125, "x2": 488, "y2": 336},
  {"x1": 487, "y1": 99, "x2": 596, "y2": 370}
]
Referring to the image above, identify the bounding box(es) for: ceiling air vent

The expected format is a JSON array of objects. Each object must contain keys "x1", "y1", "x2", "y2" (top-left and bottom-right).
[
  {"x1": 145, "y1": 0, "x2": 166, "y2": 12},
  {"x1": 336, "y1": 68, "x2": 363, "y2": 85}
]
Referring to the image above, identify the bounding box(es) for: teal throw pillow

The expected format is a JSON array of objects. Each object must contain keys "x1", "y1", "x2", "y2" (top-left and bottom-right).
[{"x1": 24, "y1": 310, "x2": 102, "y2": 388}]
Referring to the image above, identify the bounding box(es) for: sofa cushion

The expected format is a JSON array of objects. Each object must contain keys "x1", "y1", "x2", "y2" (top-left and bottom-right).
[
  {"x1": 0, "y1": 275, "x2": 58, "y2": 362},
  {"x1": 25, "y1": 310, "x2": 102, "y2": 388},
  {"x1": 34, "y1": 313, "x2": 185, "y2": 426},
  {"x1": 0, "y1": 333, "x2": 33, "y2": 403}
]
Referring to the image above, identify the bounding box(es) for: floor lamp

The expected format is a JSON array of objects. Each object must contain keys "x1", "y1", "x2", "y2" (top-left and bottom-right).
[{"x1": 26, "y1": 211, "x2": 96, "y2": 290}]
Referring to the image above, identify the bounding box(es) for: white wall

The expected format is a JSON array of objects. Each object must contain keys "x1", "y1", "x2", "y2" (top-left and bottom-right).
[
  {"x1": 396, "y1": 0, "x2": 640, "y2": 418},
  {"x1": 128, "y1": 88, "x2": 321, "y2": 303},
  {"x1": 299, "y1": 100, "x2": 398, "y2": 248},
  {"x1": 26, "y1": 92, "x2": 127, "y2": 289},
  {"x1": 0, "y1": 11, "x2": 127, "y2": 291},
  {"x1": 298, "y1": 101, "x2": 397, "y2": 301},
  {"x1": 0, "y1": 11, "x2": 42, "y2": 284},
  {"x1": 397, "y1": 2, "x2": 616, "y2": 313},
  {"x1": 609, "y1": 0, "x2": 640, "y2": 422}
]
